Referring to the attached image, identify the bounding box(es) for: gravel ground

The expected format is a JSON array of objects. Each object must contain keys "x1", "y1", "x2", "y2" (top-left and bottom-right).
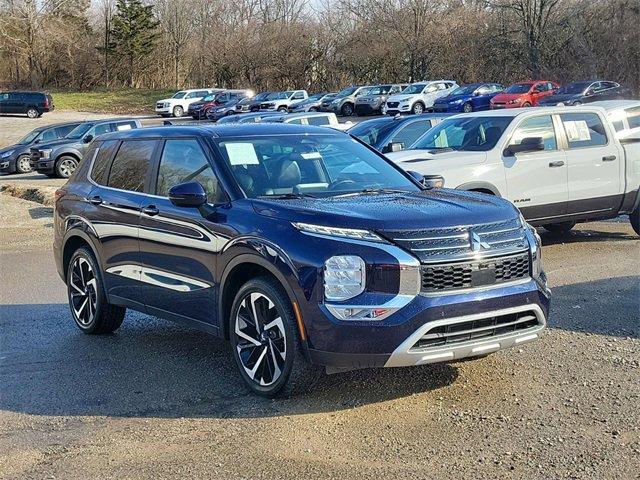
[{"x1": 0, "y1": 192, "x2": 638, "y2": 479}]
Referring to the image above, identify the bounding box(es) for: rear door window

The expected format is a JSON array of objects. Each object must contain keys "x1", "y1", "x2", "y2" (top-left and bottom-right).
[
  {"x1": 560, "y1": 113, "x2": 608, "y2": 148},
  {"x1": 90, "y1": 140, "x2": 120, "y2": 185},
  {"x1": 107, "y1": 140, "x2": 156, "y2": 192},
  {"x1": 307, "y1": 116, "x2": 330, "y2": 126}
]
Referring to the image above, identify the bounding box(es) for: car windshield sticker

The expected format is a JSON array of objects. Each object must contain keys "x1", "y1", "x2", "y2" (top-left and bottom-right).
[
  {"x1": 564, "y1": 120, "x2": 591, "y2": 142},
  {"x1": 301, "y1": 152, "x2": 322, "y2": 160},
  {"x1": 225, "y1": 143, "x2": 260, "y2": 165}
]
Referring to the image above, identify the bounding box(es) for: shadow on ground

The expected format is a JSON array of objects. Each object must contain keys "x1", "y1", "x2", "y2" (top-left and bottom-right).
[{"x1": 0, "y1": 276, "x2": 637, "y2": 420}]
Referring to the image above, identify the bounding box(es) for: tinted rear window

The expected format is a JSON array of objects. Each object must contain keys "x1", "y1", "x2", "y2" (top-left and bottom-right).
[{"x1": 107, "y1": 140, "x2": 155, "y2": 192}]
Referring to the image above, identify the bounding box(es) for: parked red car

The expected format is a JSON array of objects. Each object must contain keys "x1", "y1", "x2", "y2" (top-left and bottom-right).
[{"x1": 490, "y1": 80, "x2": 560, "y2": 109}]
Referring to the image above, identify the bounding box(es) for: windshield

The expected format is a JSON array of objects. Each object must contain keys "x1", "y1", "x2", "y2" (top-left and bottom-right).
[
  {"x1": 172, "y1": 91, "x2": 186, "y2": 99},
  {"x1": 450, "y1": 85, "x2": 479, "y2": 96},
  {"x1": 557, "y1": 82, "x2": 591, "y2": 94},
  {"x1": 307, "y1": 93, "x2": 326, "y2": 101},
  {"x1": 411, "y1": 116, "x2": 512, "y2": 152},
  {"x1": 364, "y1": 86, "x2": 391, "y2": 96},
  {"x1": 17, "y1": 129, "x2": 43, "y2": 145},
  {"x1": 348, "y1": 119, "x2": 397, "y2": 147},
  {"x1": 271, "y1": 91, "x2": 293, "y2": 100},
  {"x1": 336, "y1": 87, "x2": 356, "y2": 98},
  {"x1": 215, "y1": 134, "x2": 419, "y2": 198},
  {"x1": 401, "y1": 84, "x2": 426, "y2": 95},
  {"x1": 254, "y1": 92, "x2": 271, "y2": 101},
  {"x1": 506, "y1": 83, "x2": 533, "y2": 94},
  {"x1": 65, "y1": 123, "x2": 93, "y2": 139}
]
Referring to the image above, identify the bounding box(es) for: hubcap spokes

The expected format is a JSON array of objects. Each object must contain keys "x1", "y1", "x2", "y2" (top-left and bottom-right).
[
  {"x1": 70, "y1": 257, "x2": 97, "y2": 325},
  {"x1": 235, "y1": 292, "x2": 286, "y2": 386},
  {"x1": 60, "y1": 160, "x2": 75, "y2": 177}
]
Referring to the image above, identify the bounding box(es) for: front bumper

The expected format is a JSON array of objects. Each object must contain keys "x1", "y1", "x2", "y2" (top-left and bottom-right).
[
  {"x1": 354, "y1": 104, "x2": 381, "y2": 115},
  {"x1": 306, "y1": 278, "x2": 550, "y2": 369},
  {"x1": 0, "y1": 155, "x2": 17, "y2": 173},
  {"x1": 34, "y1": 159, "x2": 55, "y2": 174},
  {"x1": 433, "y1": 104, "x2": 462, "y2": 112}
]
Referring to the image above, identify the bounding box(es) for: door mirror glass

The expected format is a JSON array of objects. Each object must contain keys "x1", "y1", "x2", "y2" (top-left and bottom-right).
[
  {"x1": 383, "y1": 142, "x2": 404, "y2": 153},
  {"x1": 506, "y1": 137, "x2": 545, "y2": 155},
  {"x1": 168, "y1": 181, "x2": 208, "y2": 208}
]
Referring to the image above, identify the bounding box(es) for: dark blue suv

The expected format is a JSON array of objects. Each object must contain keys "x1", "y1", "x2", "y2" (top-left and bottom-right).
[{"x1": 53, "y1": 123, "x2": 550, "y2": 396}]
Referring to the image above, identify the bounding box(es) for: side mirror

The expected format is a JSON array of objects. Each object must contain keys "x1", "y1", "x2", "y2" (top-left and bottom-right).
[
  {"x1": 383, "y1": 142, "x2": 405, "y2": 153},
  {"x1": 168, "y1": 181, "x2": 207, "y2": 208},
  {"x1": 505, "y1": 137, "x2": 545, "y2": 156},
  {"x1": 83, "y1": 134, "x2": 93, "y2": 143},
  {"x1": 422, "y1": 174, "x2": 445, "y2": 189}
]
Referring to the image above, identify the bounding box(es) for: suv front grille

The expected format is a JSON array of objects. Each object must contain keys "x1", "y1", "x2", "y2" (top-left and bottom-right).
[
  {"x1": 421, "y1": 252, "x2": 530, "y2": 292},
  {"x1": 380, "y1": 218, "x2": 528, "y2": 264},
  {"x1": 386, "y1": 101, "x2": 399, "y2": 108},
  {"x1": 410, "y1": 310, "x2": 541, "y2": 350}
]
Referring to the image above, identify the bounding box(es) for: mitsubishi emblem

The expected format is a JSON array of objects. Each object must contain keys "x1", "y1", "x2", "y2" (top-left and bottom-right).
[{"x1": 470, "y1": 231, "x2": 490, "y2": 252}]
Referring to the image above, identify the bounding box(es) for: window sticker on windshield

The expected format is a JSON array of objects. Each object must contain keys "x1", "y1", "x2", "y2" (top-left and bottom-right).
[
  {"x1": 116, "y1": 124, "x2": 132, "y2": 131},
  {"x1": 563, "y1": 120, "x2": 591, "y2": 142},
  {"x1": 225, "y1": 143, "x2": 259, "y2": 165},
  {"x1": 301, "y1": 152, "x2": 322, "y2": 160}
]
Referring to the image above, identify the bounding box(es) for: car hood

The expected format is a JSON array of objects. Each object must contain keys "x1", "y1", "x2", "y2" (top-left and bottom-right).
[
  {"x1": 491, "y1": 93, "x2": 524, "y2": 102},
  {"x1": 158, "y1": 98, "x2": 175, "y2": 103},
  {"x1": 251, "y1": 189, "x2": 515, "y2": 231},
  {"x1": 540, "y1": 93, "x2": 580, "y2": 104},
  {"x1": 31, "y1": 138, "x2": 76, "y2": 150},
  {"x1": 387, "y1": 94, "x2": 415, "y2": 103},
  {"x1": 0, "y1": 144, "x2": 21, "y2": 154}
]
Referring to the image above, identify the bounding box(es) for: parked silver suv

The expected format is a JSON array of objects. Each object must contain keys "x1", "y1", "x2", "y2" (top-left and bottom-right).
[
  {"x1": 355, "y1": 84, "x2": 408, "y2": 115},
  {"x1": 330, "y1": 86, "x2": 374, "y2": 116}
]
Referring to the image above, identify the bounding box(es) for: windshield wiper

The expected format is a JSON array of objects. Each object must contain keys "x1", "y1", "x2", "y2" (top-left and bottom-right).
[
  {"x1": 334, "y1": 188, "x2": 408, "y2": 198},
  {"x1": 258, "y1": 192, "x2": 316, "y2": 199}
]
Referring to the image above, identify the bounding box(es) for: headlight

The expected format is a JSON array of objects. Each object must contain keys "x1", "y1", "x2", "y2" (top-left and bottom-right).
[
  {"x1": 292, "y1": 222, "x2": 385, "y2": 243},
  {"x1": 453, "y1": 99, "x2": 464, "y2": 104},
  {"x1": 508, "y1": 99, "x2": 520, "y2": 104},
  {"x1": 324, "y1": 255, "x2": 366, "y2": 301},
  {"x1": 1, "y1": 150, "x2": 14, "y2": 158},
  {"x1": 40, "y1": 149, "x2": 52, "y2": 159},
  {"x1": 520, "y1": 213, "x2": 543, "y2": 279}
]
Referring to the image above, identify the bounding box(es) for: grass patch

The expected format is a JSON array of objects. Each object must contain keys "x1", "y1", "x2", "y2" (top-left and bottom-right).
[{"x1": 51, "y1": 89, "x2": 175, "y2": 115}]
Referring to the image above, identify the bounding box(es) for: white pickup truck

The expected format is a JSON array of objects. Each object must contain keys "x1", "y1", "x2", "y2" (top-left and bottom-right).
[{"x1": 386, "y1": 106, "x2": 640, "y2": 235}]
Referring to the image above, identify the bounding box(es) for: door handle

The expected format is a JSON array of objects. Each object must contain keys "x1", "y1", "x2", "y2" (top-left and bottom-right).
[
  {"x1": 142, "y1": 205, "x2": 159, "y2": 216},
  {"x1": 88, "y1": 195, "x2": 102, "y2": 205},
  {"x1": 602, "y1": 155, "x2": 616, "y2": 162},
  {"x1": 548, "y1": 161, "x2": 565, "y2": 167}
]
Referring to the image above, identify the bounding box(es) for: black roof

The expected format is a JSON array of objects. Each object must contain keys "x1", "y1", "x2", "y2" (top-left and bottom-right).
[{"x1": 99, "y1": 122, "x2": 343, "y2": 141}]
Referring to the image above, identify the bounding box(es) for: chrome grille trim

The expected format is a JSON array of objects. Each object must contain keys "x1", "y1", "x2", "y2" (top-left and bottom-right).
[{"x1": 379, "y1": 218, "x2": 529, "y2": 264}]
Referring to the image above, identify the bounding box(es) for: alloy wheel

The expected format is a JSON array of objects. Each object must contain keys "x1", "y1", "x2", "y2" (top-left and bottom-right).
[
  {"x1": 69, "y1": 257, "x2": 98, "y2": 326},
  {"x1": 27, "y1": 108, "x2": 38, "y2": 118},
  {"x1": 58, "y1": 158, "x2": 76, "y2": 177},
  {"x1": 412, "y1": 103, "x2": 424, "y2": 114},
  {"x1": 17, "y1": 156, "x2": 32, "y2": 173},
  {"x1": 234, "y1": 292, "x2": 287, "y2": 387}
]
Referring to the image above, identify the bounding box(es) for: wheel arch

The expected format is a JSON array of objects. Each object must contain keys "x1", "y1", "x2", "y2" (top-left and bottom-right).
[
  {"x1": 54, "y1": 150, "x2": 81, "y2": 164},
  {"x1": 456, "y1": 181, "x2": 502, "y2": 197},
  {"x1": 218, "y1": 253, "x2": 301, "y2": 341},
  {"x1": 61, "y1": 231, "x2": 101, "y2": 282}
]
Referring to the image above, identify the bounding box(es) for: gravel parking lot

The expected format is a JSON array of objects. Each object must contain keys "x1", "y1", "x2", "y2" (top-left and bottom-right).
[{"x1": 0, "y1": 111, "x2": 639, "y2": 479}]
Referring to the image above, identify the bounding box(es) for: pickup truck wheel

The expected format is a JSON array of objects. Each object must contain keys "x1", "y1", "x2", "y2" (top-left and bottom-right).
[
  {"x1": 172, "y1": 106, "x2": 184, "y2": 117},
  {"x1": 55, "y1": 156, "x2": 78, "y2": 178},
  {"x1": 543, "y1": 221, "x2": 576, "y2": 234},
  {"x1": 229, "y1": 277, "x2": 323, "y2": 397},
  {"x1": 277, "y1": 106, "x2": 288, "y2": 112},
  {"x1": 15, "y1": 155, "x2": 33, "y2": 174},
  {"x1": 630, "y1": 206, "x2": 640, "y2": 236},
  {"x1": 67, "y1": 247, "x2": 125, "y2": 334}
]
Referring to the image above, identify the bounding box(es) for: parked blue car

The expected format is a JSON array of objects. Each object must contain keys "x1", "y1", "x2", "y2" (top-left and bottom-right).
[
  {"x1": 53, "y1": 123, "x2": 549, "y2": 397},
  {"x1": 433, "y1": 83, "x2": 505, "y2": 113}
]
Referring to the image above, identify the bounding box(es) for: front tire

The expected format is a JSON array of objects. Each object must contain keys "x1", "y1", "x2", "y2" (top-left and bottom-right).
[
  {"x1": 278, "y1": 106, "x2": 288, "y2": 112},
  {"x1": 173, "y1": 105, "x2": 184, "y2": 117},
  {"x1": 463, "y1": 102, "x2": 473, "y2": 113},
  {"x1": 66, "y1": 247, "x2": 125, "y2": 334},
  {"x1": 55, "y1": 155, "x2": 78, "y2": 178},
  {"x1": 544, "y1": 221, "x2": 576, "y2": 234},
  {"x1": 411, "y1": 102, "x2": 424, "y2": 115},
  {"x1": 15, "y1": 155, "x2": 32, "y2": 174},
  {"x1": 340, "y1": 103, "x2": 354, "y2": 116},
  {"x1": 522, "y1": 102, "x2": 531, "y2": 108},
  {"x1": 229, "y1": 277, "x2": 322, "y2": 397}
]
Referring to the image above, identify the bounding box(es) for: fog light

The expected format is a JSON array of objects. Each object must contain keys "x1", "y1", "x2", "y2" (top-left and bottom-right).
[{"x1": 324, "y1": 255, "x2": 365, "y2": 301}]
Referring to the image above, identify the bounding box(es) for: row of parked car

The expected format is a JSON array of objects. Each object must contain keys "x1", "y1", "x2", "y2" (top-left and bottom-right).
[{"x1": 153, "y1": 79, "x2": 633, "y2": 120}]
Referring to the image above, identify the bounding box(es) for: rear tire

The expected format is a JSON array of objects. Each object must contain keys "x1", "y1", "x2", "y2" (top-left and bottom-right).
[
  {"x1": 543, "y1": 221, "x2": 576, "y2": 234},
  {"x1": 630, "y1": 205, "x2": 640, "y2": 236},
  {"x1": 15, "y1": 155, "x2": 32, "y2": 174},
  {"x1": 66, "y1": 247, "x2": 125, "y2": 334},
  {"x1": 26, "y1": 107, "x2": 39, "y2": 118},
  {"x1": 55, "y1": 155, "x2": 78, "y2": 178},
  {"x1": 229, "y1": 277, "x2": 322, "y2": 397}
]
